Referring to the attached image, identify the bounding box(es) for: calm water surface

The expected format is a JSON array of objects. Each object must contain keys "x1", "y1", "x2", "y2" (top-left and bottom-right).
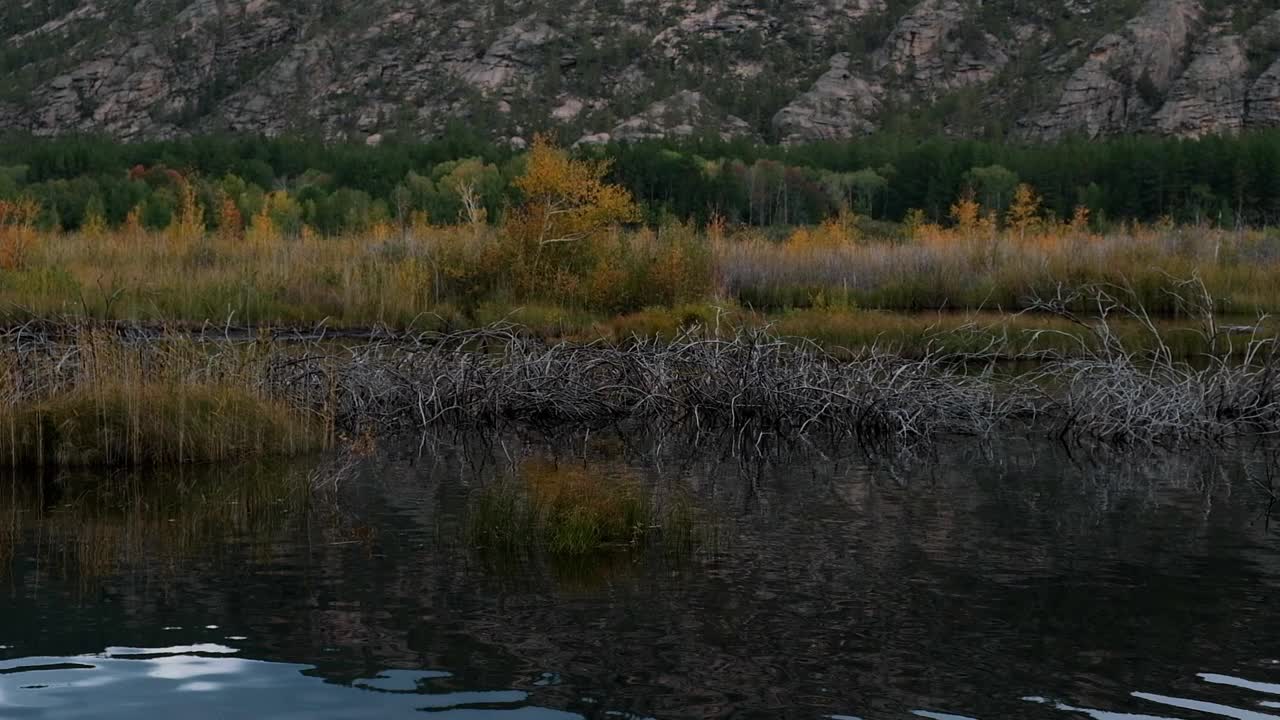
[{"x1": 0, "y1": 436, "x2": 1278, "y2": 719}]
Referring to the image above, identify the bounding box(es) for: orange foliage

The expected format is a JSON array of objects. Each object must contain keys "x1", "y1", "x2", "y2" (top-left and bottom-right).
[
  {"x1": 786, "y1": 210, "x2": 859, "y2": 251},
  {"x1": 0, "y1": 198, "x2": 40, "y2": 270},
  {"x1": 949, "y1": 188, "x2": 982, "y2": 233},
  {"x1": 1067, "y1": 205, "x2": 1088, "y2": 233},
  {"x1": 216, "y1": 193, "x2": 244, "y2": 244},
  {"x1": 1006, "y1": 183, "x2": 1043, "y2": 240},
  {"x1": 123, "y1": 205, "x2": 146, "y2": 243}
]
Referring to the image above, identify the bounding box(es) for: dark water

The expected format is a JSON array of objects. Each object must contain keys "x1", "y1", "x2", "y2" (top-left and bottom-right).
[{"x1": 1, "y1": 436, "x2": 1278, "y2": 719}]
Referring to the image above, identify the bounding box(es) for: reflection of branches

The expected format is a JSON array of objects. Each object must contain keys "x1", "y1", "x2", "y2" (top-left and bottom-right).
[
  {"x1": 1249, "y1": 445, "x2": 1280, "y2": 531},
  {"x1": 0, "y1": 461, "x2": 326, "y2": 587}
]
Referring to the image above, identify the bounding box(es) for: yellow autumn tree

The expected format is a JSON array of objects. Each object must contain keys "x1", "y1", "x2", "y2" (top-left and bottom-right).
[
  {"x1": 169, "y1": 176, "x2": 205, "y2": 244},
  {"x1": 504, "y1": 135, "x2": 640, "y2": 296},
  {"x1": 1006, "y1": 183, "x2": 1042, "y2": 241},
  {"x1": 949, "y1": 188, "x2": 982, "y2": 236},
  {"x1": 247, "y1": 201, "x2": 277, "y2": 247}
]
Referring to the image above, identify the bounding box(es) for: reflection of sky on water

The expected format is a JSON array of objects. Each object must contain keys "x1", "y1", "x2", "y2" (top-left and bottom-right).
[
  {"x1": 1023, "y1": 695, "x2": 1179, "y2": 719},
  {"x1": 0, "y1": 647, "x2": 581, "y2": 720},
  {"x1": 1131, "y1": 692, "x2": 1280, "y2": 720},
  {"x1": 1024, "y1": 689, "x2": 1280, "y2": 720},
  {"x1": 1200, "y1": 673, "x2": 1280, "y2": 697}
]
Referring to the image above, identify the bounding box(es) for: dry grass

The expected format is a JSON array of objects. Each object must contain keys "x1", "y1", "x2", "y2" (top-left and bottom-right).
[
  {"x1": 0, "y1": 220, "x2": 712, "y2": 326},
  {"x1": 3, "y1": 216, "x2": 1277, "y2": 370},
  {"x1": 716, "y1": 223, "x2": 1280, "y2": 314},
  {"x1": 6, "y1": 219, "x2": 1277, "y2": 333},
  {"x1": 2, "y1": 384, "x2": 321, "y2": 467},
  {"x1": 1, "y1": 328, "x2": 326, "y2": 467},
  {"x1": 1, "y1": 223, "x2": 482, "y2": 326}
]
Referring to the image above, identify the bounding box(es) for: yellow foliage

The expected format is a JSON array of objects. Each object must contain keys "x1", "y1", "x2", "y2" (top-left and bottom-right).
[
  {"x1": 123, "y1": 205, "x2": 146, "y2": 243},
  {"x1": 410, "y1": 211, "x2": 431, "y2": 236},
  {"x1": 785, "y1": 227, "x2": 815, "y2": 249},
  {"x1": 508, "y1": 134, "x2": 640, "y2": 249},
  {"x1": 82, "y1": 203, "x2": 108, "y2": 239},
  {"x1": 169, "y1": 177, "x2": 205, "y2": 244},
  {"x1": 1006, "y1": 183, "x2": 1042, "y2": 240},
  {"x1": 370, "y1": 220, "x2": 396, "y2": 243},
  {"x1": 503, "y1": 134, "x2": 641, "y2": 296},
  {"x1": 949, "y1": 189, "x2": 982, "y2": 233},
  {"x1": 0, "y1": 197, "x2": 40, "y2": 270},
  {"x1": 786, "y1": 209, "x2": 859, "y2": 251},
  {"x1": 247, "y1": 200, "x2": 278, "y2": 248}
]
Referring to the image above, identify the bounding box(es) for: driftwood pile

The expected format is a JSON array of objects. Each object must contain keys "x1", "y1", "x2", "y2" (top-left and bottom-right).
[
  {"x1": 269, "y1": 325, "x2": 1018, "y2": 445},
  {"x1": 5, "y1": 281, "x2": 1280, "y2": 450}
]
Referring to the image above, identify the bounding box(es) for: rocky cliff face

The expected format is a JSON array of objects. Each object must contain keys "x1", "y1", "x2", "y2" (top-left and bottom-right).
[
  {"x1": 1023, "y1": 0, "x2": 1203, "y2": 140},
  {"x1": 873, "y1": 0, "x2": 1009, "y2": 96},
  {"x1": 1246, "y1": 12, "x2": 1280, "y2": 129},
  {"x1": 1151, "y1": 34, "x2": 1248, "y2": 137},
  {"x1": 3, "y1": 0, "x2": 1279, "y2": 144},
  {"x1": 773, "y1": 54, "x2": 883, "y2": 144}
]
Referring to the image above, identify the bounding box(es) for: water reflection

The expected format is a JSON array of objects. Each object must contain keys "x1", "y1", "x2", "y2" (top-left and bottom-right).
[
  {"x1": 0, "y1": 436, "x2": 1277, "y2": 718},
  {"x1": 0, "y1": 645, "x2": 579, "y2": 719},
  {"x1": 1025, "y1": 680, "x2": 1280, "y2": 720}
]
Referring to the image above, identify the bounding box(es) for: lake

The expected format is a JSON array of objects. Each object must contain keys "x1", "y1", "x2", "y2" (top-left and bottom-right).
[{"x1": 0, "y1": 435, "x2": 1278, "y2": 719}]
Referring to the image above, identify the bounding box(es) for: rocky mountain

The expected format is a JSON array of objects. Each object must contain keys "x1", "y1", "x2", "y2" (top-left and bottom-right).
[{"x1": 3, "y1": 0, "x2": 1280, "y2": 145}]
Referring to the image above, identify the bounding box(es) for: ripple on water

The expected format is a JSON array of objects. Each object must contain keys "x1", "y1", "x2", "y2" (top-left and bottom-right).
[
  {"x1": 0, "y1": 647, "x2": 582, "y2": 719},
  {"x1": 1020, "y1": 670, "x2": 1280, "y2": 720}
]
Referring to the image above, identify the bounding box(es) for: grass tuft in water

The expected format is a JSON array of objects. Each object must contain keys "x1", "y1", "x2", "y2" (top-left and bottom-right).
[
  {"x1": 468, "y1": 459, "x2": 702, "y2": 556},
  {"x1": 1, "y1": 382, "x2": 324, "y2": 468}
]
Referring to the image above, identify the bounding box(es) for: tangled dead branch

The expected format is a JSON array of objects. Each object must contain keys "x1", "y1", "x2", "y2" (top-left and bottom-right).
[
  {"x1": 1024, "y1": 277, "x2": 1280, "y2": 444},
  {"x1": 2, "y1": 321, "x2": 1019, "y2": 453},
  {"x1": 7, "y1": 276, "x2": 1280, "y2": 456}
]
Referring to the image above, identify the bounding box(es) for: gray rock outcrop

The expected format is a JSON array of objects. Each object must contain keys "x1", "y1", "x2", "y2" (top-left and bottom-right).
[
  {"x1": 873, "y1": 0, "x2": 1008, "y2": 96},
  {"x1": 1152, "y1": 34, "x2": 1248, "y2": 137},
  {"x1": 1025, "y1": 0, "x2": 1203, "y2": 139},
  {"x1": 773, "y1": 54, "x2": 883, "y2": 144},
  {"x1": 606, "y1": 91, "x2": 754, "y2": 143},
  {"x1": 1247, "y1": 60, "x2": 1280, "y2": 128}
]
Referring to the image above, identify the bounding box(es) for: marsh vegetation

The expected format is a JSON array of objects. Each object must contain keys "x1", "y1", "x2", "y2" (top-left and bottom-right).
[{"x1": 4, "y1": 138, "x2": 1280, "y2": 560}]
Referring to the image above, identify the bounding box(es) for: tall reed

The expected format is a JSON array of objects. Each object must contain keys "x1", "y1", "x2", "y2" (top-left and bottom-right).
[{"x1": 1, "y1": 328, "x2": 325, "y2": 467}]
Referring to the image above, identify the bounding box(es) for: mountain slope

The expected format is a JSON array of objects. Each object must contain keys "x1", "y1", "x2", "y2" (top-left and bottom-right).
[{"x1": 3, "y1": 0, "x2": 1280, "y2": 144}]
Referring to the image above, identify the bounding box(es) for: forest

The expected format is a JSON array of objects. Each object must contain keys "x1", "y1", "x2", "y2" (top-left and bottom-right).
[{"x1": 3, "y1": 127, "x2": 1280, "y2": 236}]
